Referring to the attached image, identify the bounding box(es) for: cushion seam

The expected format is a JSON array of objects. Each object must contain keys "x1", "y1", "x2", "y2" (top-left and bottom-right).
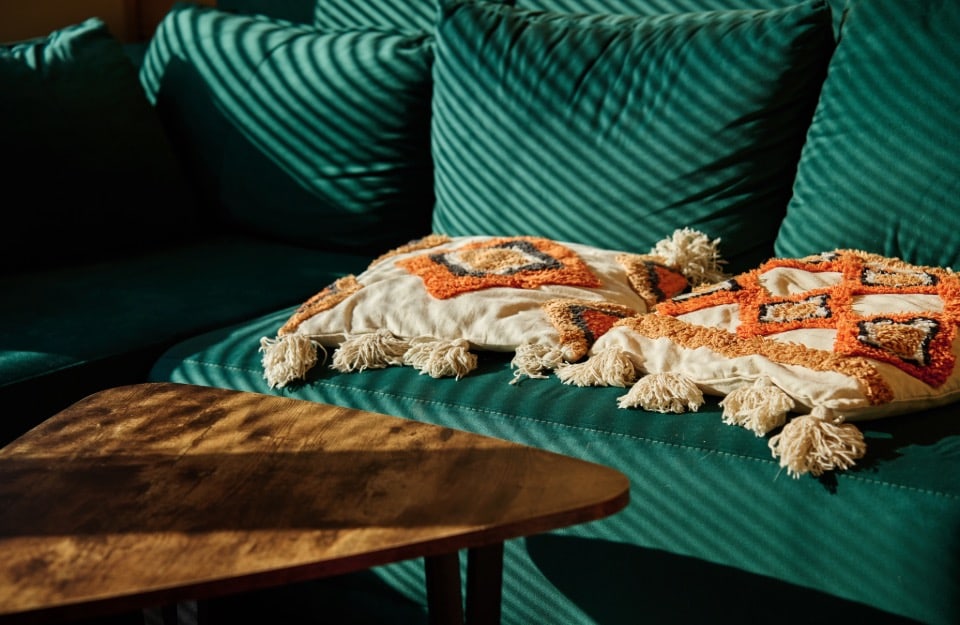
[{"x1": 160, "y1": 355, "x2": 959, "y2": 501}]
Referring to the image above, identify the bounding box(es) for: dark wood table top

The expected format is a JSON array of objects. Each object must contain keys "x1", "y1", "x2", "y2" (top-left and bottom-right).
[{"x1": 0, "y1": 382, "x2": 629, "y2": 623}]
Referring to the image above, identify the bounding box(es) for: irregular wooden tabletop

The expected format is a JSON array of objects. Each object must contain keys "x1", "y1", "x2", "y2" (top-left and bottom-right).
[{"x1": 0, "y1": 382, "x2": 629, "y2": 622}]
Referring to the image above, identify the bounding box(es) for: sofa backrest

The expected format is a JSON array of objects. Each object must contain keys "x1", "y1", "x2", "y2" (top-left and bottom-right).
[
  {"x1": 219, "y1": 0, "x2": 848, "y2": 33},
  {"x1": 773, "y1": 0, "x2": 960, "y2": 270}
]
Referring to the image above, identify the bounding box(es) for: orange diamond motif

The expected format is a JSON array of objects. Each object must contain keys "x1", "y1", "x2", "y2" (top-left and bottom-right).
[{"x1": 397, "y1": 236, "x2": 601, "y2": 299}]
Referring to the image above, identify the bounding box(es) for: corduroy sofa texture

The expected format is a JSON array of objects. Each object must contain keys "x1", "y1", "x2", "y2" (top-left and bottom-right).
[{"x1": 2, "y1": 0, "x2": 959, "y2": 623}]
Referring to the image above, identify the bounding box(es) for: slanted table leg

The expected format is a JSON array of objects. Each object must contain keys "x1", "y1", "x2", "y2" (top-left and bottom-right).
[
  {"x1": 426, "y1": 552, "x2": 465, "y2": 625},
  {"x1": 466, "y1": 543, "x2": 504, "y2": 625},
  {"x1": 425, "y1": 542, "x2": 505, "y2": 625}
]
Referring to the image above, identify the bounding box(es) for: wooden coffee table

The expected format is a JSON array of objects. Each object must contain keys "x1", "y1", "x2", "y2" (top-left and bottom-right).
[{"x1": 0, "y1": 382, "x2": 629, "y2": 624}]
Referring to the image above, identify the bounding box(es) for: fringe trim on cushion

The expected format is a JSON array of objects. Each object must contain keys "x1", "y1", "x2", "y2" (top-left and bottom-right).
[
  {"x1": 510, "y1": 342, "x2": 565, "y2": 384},
  {"x1": 555, "y1": 347, "x2": 636, "y2": 387},
  {"x1": 719, "y1": 376, "x2": 794, "y2": 436},
  {"x1": 649, "y1": 227, "x2": 728, "y2": 287},
  {"x1": 768, "y1": 407, "x2": 867, "y2": 478},
  {"x1": 617, "y1": 372, "x2": 704, "y2": 413},
  {"x1": 259, "y1": 334, "x2": 325, "y2": 389},
  {"x1": 331, "y1": 329, "x2": 409, "y2": 373},
  {"x1": 403, "y1": 337, "x2": 478, "y2": 379}
]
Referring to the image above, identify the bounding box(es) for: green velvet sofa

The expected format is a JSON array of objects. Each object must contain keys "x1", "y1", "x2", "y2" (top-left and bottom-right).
[{"x1": 3, "y1": 0, "x2": 959, "y2": 624}]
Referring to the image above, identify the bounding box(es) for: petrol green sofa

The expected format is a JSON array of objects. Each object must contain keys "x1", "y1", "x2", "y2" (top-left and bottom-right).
[{"x1": 3, "y1": 0, "x2": 959, "y2": 624}]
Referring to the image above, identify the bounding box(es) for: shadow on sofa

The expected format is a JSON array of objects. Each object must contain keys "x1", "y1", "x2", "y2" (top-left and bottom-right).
[{"x1": 526, "y1": 535, "x2": 924, "y2": 624}]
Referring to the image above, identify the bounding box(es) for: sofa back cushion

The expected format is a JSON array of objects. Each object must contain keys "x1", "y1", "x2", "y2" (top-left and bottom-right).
[
  {"x1": 140, "y1": 5, "x2": 435, "y2": 254},
  {"x1": 0, "y1": 18, "x2": 199, "y2": 273},
  {"x1": 217, "y1": 0, "x2": 316, "y2": 23},
  {"x1": 314, "y1": 0, "x2": 846, "y2": 33},
  {"x1": 774, "y1": 0, "x2": 960, "y2": 270},
  {"x1": 430, "y1": 0, "x2": 834, "y2": 274}
]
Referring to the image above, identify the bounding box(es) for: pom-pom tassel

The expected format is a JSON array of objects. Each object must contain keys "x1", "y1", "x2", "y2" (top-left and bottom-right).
[
  {"x1": 719, "y1": 376, "x2": 794, "y2": 436},
  {"x1": 617, "y1": 372, "x2": 704, "y2": 413},
  {"x1": 768, "y1": 407, "x2": 867, "y2": 478},
  {"x1": 259, "y1": 334, "x2": 323, "y2": 388},
  {"x1": 649, "y1": 227, "x2": 728, "y2": 286},
  {"x1": 555, "y1": 347, "x2": 637, "y2": 387},
  {"x1": 510, "y1": 342, "x2": 565, "y2": 384},
  {"x1": 404, "y1": 337, "x2": 478, "y2": 379},
  {"x1": 331, "y1": 329, "x2": 409, "y2": 373}
]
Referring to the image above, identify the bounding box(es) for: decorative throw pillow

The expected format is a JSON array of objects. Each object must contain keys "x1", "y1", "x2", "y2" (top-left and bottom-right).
[
  {"x1": 140, "y1": 4, "x2": 435, "y2": 254},
  {"x1": 259, "y1": 229, "x2": 726, "y2": 387},
  {"x1": 0, "y1": 17, "x2": 199, "y2": 272},
  {"x1": 567, "y1": 250, "x2": 960, "y2": 477},
  {"x1": 430, "y1": 0, "x2": 834, "y2": 274}
]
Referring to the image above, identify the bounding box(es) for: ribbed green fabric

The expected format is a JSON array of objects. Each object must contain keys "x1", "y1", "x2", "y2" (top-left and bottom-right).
[
  {"x1": 217, "y1": 0, "x2": 316, "y2": 23},
  {"x1": 0, "y1": 18, "x2": 199, "y2": 273},
  {"x1": 150, "y1": 306, "x2": 959, "y2": 625},
  {"x1": 140, "y1": 4, "x2": 435, "y2": 254},
  {"x1": 430, "y1": 1, "x2": 834, "y2": 274},
  {"x1": 0, "y1": 237, "x2": 370, "y2": 446},
  {"x1": 315, "y1": 0, "x2": 440, "y2": 31},
  {"x1": 774, "y1": 0, "x2": 960, "y2": 270},
  {"x1": 313, "y1": 0, "x2": 847, "y2": 33}
]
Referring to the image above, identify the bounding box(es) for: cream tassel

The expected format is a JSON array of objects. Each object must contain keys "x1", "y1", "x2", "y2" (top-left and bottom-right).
[
  {"x1": 719, "y1": 376, "x2": 794, "y2": 436},
  {"x1": 331, "y1": 329, "x2": 409, "y2": 373},
  {"x1": 555, "y1": 347, "x2": 636, "y2": 387},
  {"x1": 768, "y1": 407, "x2": 867, "y2": 478},
  {"x1": 617, "y1": 372, "x2": 704, "y2": 413},
  {"x1": 510, "y1": 342, "x2": 565, "y2": 384},
  {"x1": 403, "y1": 337, "x2": 477, "y2": 379},
  {"x1": 649, "y1": 227, "x2": 728, "y2": 286},
  {"x1": 259, "y1": 334, "x2": 323, "y2": 388}
]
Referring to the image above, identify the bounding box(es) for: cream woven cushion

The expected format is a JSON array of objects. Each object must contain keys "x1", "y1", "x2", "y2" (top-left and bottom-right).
[
  {"x1": 571, "y1": 250, "x2": 960, "y2": 477},
  {"x1": 260, "y1": 231, "x2": 724, "y2": 387}
]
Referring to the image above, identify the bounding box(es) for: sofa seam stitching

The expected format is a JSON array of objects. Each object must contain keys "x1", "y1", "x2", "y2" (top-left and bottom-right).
[{"x1": 165, "y1": 356, "x2": 960, "y2": 501}]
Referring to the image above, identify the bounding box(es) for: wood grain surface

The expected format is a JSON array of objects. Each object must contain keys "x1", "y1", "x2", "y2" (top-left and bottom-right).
[{"x1": 0, "y1": 383, "x2": 629, "y2": 623}]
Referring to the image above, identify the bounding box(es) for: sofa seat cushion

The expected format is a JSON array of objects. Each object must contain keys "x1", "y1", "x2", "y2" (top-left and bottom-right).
[
  {"x1": 140, "y1": 4, "x2": 435, "y2": 255},
  {"x1": 0, "y1": 235, "x2": 370, "y2": 444},
  {"x1": 430, "y1": 0, "x2": 834, "y2": 274},
  {"x1": 150, "y1": 305, "x2": 960, "y2": 625},
  {"x1": 775, "y1": 0, "x2": 960, "y2": 269}
]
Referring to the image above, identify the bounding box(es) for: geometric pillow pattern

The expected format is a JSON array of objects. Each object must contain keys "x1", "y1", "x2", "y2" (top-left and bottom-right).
[
  {"x1": 656, "y1": 251, "x2": 960, "y2": 387},
  {"x1": 261, "y1": 233, "x2": 705, "y2": 388},
  {"x1": 578, "y1": 250, "x2": 960, "y2": 477}
]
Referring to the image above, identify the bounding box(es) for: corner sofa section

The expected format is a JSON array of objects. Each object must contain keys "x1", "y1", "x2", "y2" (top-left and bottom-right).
[
  {"x1": 2, "y1": 0, "x2": 958, "y2": 624},
  {"x1": 147, "y1": 1, "x2": 959, "y2": 625}
]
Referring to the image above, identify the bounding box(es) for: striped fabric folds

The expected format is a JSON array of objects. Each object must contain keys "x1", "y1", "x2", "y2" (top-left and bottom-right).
[
  {"x1": 312, "y1": 0, "x2": 845, "y2": 33},
  {"x1": 139, "y1": 4, "x2": 435, "y2": 252},
  {"x1": 774, "y1": 0, "x2": 960, "y2": 271},
  {"x1": 430, "y1": 0, "x2": 835, "y2": 274},
  {"x1": 315, "y1": 0, "x2": 440, "y2": 31}
]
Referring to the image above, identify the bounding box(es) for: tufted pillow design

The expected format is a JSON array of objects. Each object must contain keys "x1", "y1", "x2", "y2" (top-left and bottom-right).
[
  {"x1": 574, "y1": 250, "x2": 960, "y2": 477},
  {"x1": 258, "y1": 230, "x2": 724, "y2": 387}
]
